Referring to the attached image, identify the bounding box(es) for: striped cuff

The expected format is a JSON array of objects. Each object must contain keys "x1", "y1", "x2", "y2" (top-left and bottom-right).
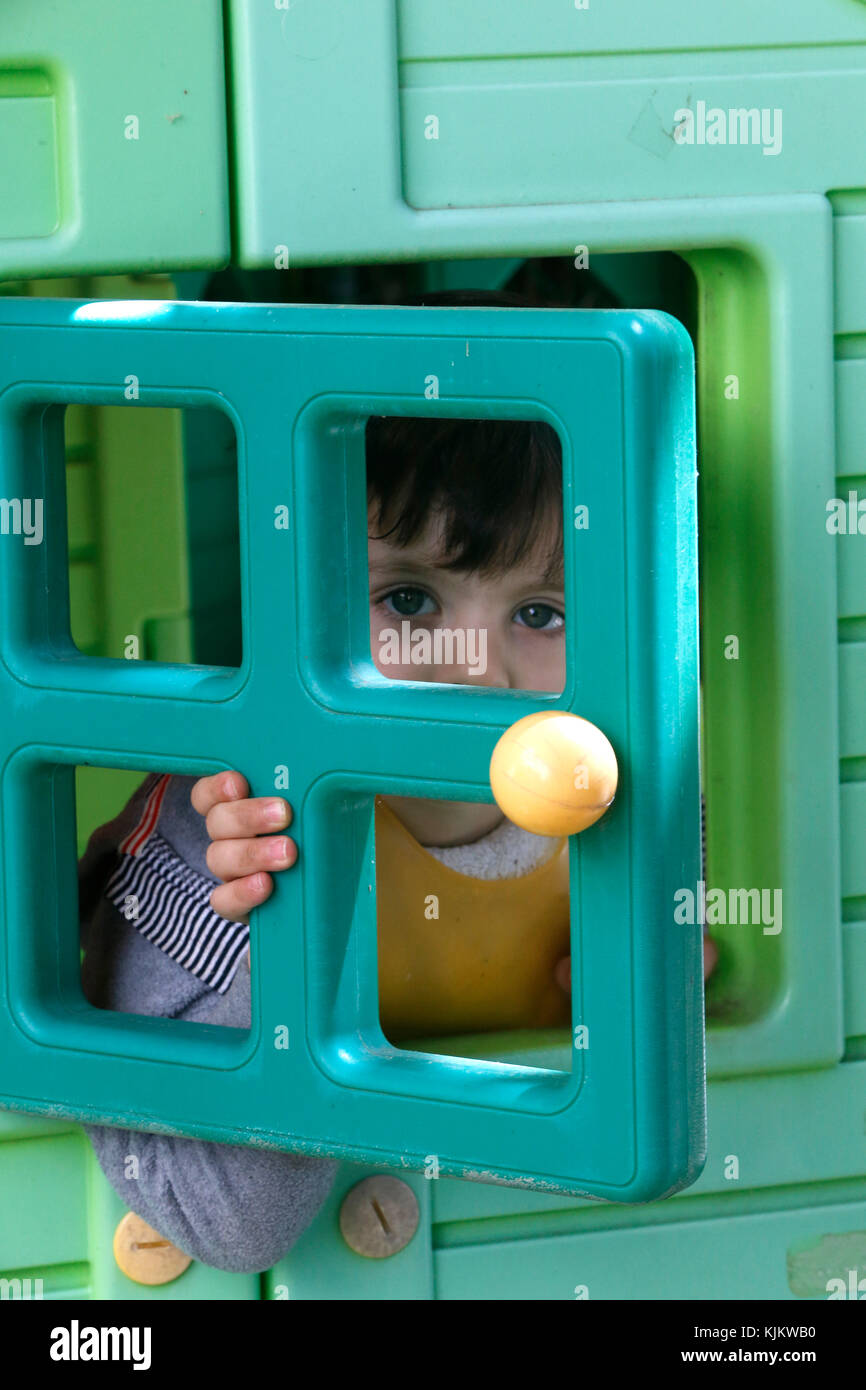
[{"x1": 104, "y1": 832, "x2": 249, "y2": 995}]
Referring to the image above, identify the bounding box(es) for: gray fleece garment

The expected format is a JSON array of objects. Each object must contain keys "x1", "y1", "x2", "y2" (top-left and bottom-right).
[{"x1": 78, "y1": 773, "x2": 338, "y2": 1275}]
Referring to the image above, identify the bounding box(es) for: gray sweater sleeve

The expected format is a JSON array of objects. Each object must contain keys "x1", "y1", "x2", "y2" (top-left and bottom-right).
[{"x1": 79, "y1": 781, "x2": 338, "y2": 1275}]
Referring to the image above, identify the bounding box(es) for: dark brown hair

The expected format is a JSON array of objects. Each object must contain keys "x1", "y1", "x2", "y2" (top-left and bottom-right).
[{"x1": 366, "y1": 289, "x2": 563, "y2": 578}]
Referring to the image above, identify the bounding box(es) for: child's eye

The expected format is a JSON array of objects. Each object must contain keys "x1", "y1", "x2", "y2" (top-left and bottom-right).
[
  {"x1": 379, "y1": 587, "x2": 436, "y2": 617},
  {"x1": 514, "y1": 603, "x2": 565, "y2": 632}
]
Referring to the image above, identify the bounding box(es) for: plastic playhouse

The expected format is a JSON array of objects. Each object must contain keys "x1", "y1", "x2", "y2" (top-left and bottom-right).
[{"x1": 0, "y1": 1, "x2": 864, "y2": 1302}]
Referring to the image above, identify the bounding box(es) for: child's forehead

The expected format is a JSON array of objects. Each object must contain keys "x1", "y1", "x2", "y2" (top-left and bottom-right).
[
  {"x1": 368, "y1": 496, "x2": 561, "y2": 543},
  {"x1": 368, "y1": 523, "x2": 564, "y2": 587}
]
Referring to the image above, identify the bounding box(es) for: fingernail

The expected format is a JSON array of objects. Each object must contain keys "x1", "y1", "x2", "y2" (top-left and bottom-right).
[
  {"x1": 268, "y1": 838, "x2": 290, "y2": 864},
  {"x1": 264, "y1": 800, "x2": 287, "y2": 825}
]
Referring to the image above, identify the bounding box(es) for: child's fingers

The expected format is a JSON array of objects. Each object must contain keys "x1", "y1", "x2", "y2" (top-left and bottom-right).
[
  {"x1": 554, "y1": 955, "x2": 571, "y2": 993},
  {"x1": 191, "y1": 771, "x2": 249, "y2": 817},
  {"x1": 206, "y1": 834, "x2": 297, "y2": 884},
  {"x1": 209, "y1": 872, "x2": 274, "y2": 925},
  {"x1": 205, "y1": 795, "x2": 292, "y2": 843}
]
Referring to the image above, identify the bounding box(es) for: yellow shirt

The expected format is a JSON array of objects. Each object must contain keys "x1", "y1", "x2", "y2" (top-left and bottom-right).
[{"x1": 375, "y1": 798, "x2": 571, "y2": 1042}]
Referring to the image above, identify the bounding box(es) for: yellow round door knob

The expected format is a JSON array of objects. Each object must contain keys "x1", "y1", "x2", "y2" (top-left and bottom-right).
[
  {"x1": 113, "y1": 1212, "x2": 192, "y2": 1286},
  {"x1": 490, "y1": 711, "x2": 618, "y2": 837}
]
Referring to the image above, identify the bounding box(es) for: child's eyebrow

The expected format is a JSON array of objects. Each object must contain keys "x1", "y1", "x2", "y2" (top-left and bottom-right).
[
  {"x1": 368, "y1": 554, "x2": 440, "y2": 579},
  {"x1": 526, "y1": 554, "x2": 565, "y2": 588},
  {"x1": 369, "y1": 555, "x2": 566, "y2": 589}
]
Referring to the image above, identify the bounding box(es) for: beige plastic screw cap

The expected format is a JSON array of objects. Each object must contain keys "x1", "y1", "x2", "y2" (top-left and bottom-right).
[
  {"x1": 339, "y1": 1176, "x2": 420, "y2": 1258},
  {"x1": 113, "y1": 1212, "x2": 192, "y2": 1286}
]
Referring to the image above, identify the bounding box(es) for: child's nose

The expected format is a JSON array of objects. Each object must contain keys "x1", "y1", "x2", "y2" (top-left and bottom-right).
[
  {"x1": 432, "y1": 632, "x2": 511, "y2": 689},
  {"x1": 431, "y1": 665, "x2": 510, "y2": 689},
  {"x1": 468, "y1": 657, "x2": 510, "y2": 689}
]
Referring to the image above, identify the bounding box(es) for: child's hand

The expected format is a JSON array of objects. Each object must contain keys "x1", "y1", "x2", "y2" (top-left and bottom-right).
[
  {"x1": 702, "y1": 935, "x2": 719, "y2": 980},
  {"x1": 554, "y1": 937, "x2": 719, "y2": 995},
  {"x1": 190, "y1": 772, "x2": 296, "y2": 927}
]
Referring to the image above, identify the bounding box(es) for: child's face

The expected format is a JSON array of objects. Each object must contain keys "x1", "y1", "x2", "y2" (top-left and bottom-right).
[{"x1": 369, "y1": 502, "x2": 565, "y2": 847}]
